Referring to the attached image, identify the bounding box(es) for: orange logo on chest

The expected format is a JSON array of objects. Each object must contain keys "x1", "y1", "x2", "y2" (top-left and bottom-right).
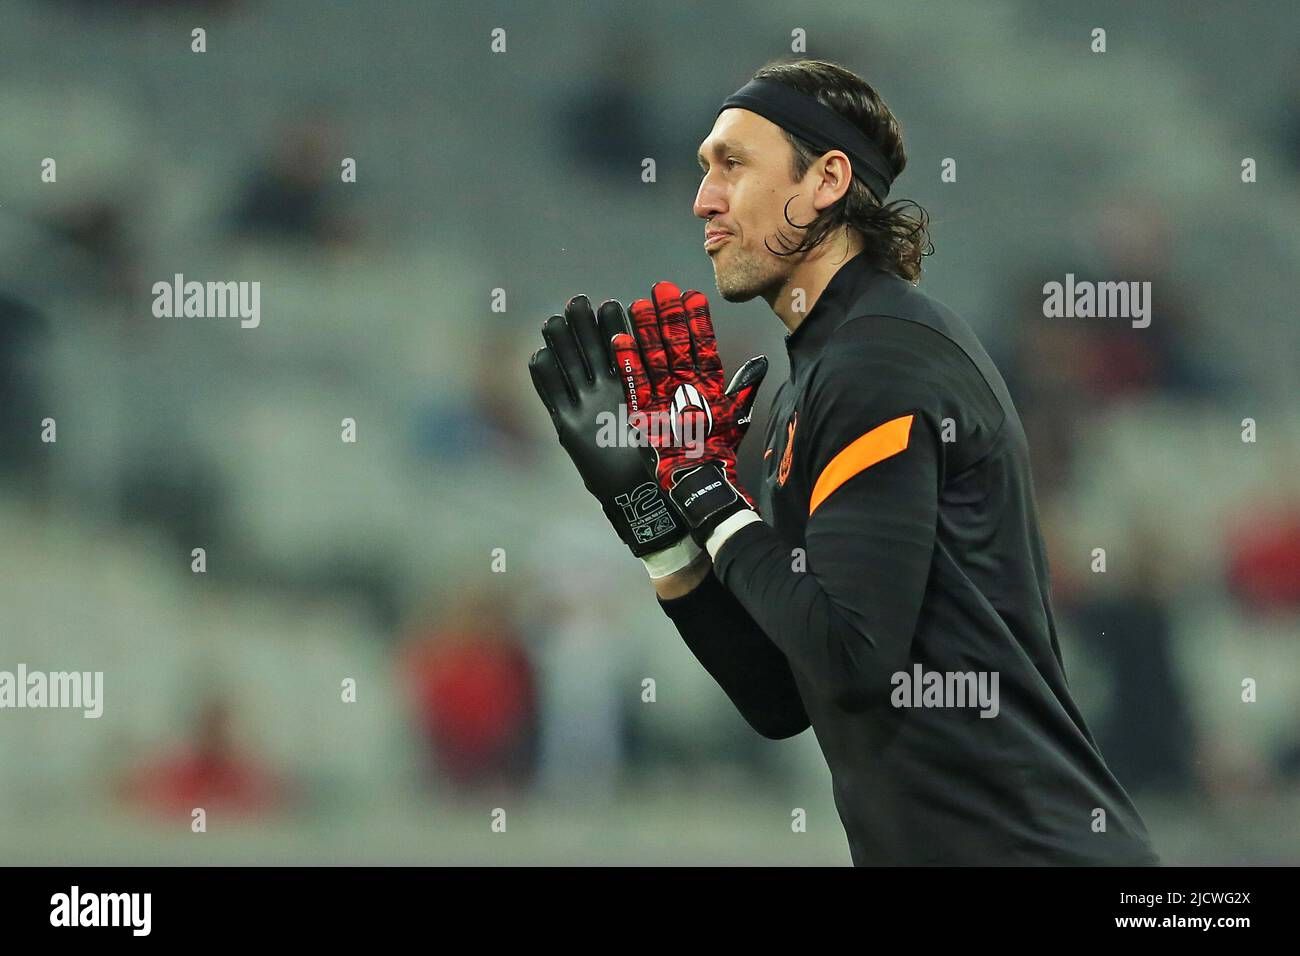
[{"x1": 777, "y1": 412, "x2": 797, "y2": 487}]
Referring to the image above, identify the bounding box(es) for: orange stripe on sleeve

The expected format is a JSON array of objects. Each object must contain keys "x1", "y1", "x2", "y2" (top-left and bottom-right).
[{"x1": 808, "y1": 414, "x2": 914, "y2": 516}]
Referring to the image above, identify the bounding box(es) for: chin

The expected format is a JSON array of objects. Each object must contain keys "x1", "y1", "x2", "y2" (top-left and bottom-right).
[{"x1": 715, "y1": 282, "x2": 757, "y2": 304}]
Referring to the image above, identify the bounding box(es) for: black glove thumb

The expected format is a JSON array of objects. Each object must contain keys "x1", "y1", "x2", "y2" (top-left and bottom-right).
[{"x1": 724, "y1": 355, "x2": 768, "y2": 427}]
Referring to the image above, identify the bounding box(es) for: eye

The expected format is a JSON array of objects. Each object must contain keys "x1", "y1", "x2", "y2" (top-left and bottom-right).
[{"x1": 699, "y1": 158, "x2": 741, "y2": 176}]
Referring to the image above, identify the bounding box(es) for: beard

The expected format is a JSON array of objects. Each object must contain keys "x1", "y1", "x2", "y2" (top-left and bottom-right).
[{"x1": 711, "y1": 236, "x2": 789, "y2": 303}]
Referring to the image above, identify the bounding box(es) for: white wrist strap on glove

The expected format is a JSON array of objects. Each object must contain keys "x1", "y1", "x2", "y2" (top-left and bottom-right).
[
  {"x1": 640, "y1": 537, "x2": 704, "y2": 580},
  {"x1": 640, "y1": 510, "x2": 761, "y2": 578},
  {"x1": 705, "y1": 510, "x2": 762, "y2": 560}
]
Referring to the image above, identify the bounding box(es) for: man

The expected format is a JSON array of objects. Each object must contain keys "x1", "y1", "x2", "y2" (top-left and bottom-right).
[{"x1": 529, "y1": 59, "x2": 1160, "y2": 865}]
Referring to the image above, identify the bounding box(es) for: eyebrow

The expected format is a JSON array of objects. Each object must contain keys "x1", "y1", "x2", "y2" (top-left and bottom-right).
[{"x1": 697, "y1": 141, "x2": 753, "y2": 170}]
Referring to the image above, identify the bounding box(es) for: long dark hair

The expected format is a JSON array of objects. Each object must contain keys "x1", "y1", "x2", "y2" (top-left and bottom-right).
[{"x1": 752, "y1": 59, "x2": 933, "y2": 282}]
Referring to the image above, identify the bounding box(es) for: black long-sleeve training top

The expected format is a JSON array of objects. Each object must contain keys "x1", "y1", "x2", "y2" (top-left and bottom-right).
[{"x1": 658, "y1": 251, "x2": 1160, "y2": 866}]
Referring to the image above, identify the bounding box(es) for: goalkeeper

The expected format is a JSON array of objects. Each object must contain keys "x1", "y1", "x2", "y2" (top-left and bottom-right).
[{"x1": 529, "y1": 59, "x2": 1160, "y2": 866}]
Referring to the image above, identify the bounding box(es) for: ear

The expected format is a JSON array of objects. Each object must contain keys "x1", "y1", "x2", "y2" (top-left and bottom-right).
[{"x1": 812, "y1": 150, "x2": 855, "y2": 212}]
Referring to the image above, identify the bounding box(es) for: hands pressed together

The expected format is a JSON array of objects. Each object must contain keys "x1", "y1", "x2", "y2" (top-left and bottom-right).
[{"x1": 529, "y1": 281, "x2": 767, "y2": 578}]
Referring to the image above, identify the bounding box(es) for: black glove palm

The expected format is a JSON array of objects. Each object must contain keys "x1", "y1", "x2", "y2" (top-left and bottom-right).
[{"x1": 529, "y1": 294, "x2": 687, "y2": 557}]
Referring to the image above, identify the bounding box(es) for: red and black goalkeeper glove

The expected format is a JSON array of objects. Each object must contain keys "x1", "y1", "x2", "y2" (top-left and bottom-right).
[
  {"x1": 613, "y1": 281, "x2": 767, "y2": 548},
  {"x1": 528, "y1": 294, "x2": 689, "y2": 558}
]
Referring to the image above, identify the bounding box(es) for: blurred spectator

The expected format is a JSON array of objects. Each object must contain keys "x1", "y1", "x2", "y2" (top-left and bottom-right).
[
  {"x1": 1278, "y1": 736, "x2": 1300, "y2": 781},
  {"x1": 1081, "y1": 199, "x2": 1219, "y2": 400},
  {"x1": 0, "y1": 294, "x2": 50, "y2": 496},
  {"x1": 1225, "y1": 507, "x2": 1300, "y2": 614},
  {"x1": 415, "y1": 327, "x2": 538, "y2": 463},
  {"x1": 118, "y1": 697, "x2": 293, "y2": 819},
  {"x1": 555, "y1": 33, "x2": 660, "y2": 183},
  {"x1": 397, "y1": 588, "x2": 539, "y2": 792},
  {"x1": 527, "y1": 524, "x2": 630, "y2": 800},
  {"x1": 1070, "y1": 595, "x2": 1198, "y2": 795},
  {"x1": 228, "y1": 114, "x2": 355, "y2": 246},
  {"x1": 1000, "y1": 274, "x2": 1091, "y2": 499},
  {"x1": 1063, "y1": 531, "x2": 1198, "y2": 796},
  {"x1": 116, "y1": 450, "x2": 229, "y2": 563},
  {"x1": 1002, "y1": 205, "x2": 1219, "y2": 500},
  {"x1": 42, "y1": 195, "x2": 143, "y2": 302}
]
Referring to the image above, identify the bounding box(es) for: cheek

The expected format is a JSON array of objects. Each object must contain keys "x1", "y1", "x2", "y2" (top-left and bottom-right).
[
  {"x1": 730, "y1": 175, "x2": 784, "y2": 240},
  {"x1": 729, "y1": 185, "x2": 764, "y2": 237},
  {"x1": 748, "y1": 179, "x2": 787, "y2": 227}
]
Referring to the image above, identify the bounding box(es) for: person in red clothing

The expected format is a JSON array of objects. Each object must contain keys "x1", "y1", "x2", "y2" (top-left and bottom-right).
[
  {"x1": 398, "y1": 591, "x2": 538, "y2": 791},
  {"x1": 120, "y1": 697, "x2": 291, "y2": 819}
]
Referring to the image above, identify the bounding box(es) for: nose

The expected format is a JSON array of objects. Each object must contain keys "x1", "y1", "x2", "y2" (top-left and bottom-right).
[{"x1": 693, "y1": 172, "x2": 727, "y2": 221}]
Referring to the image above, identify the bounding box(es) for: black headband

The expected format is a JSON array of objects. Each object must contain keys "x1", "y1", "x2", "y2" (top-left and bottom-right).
[{"x1": 717, "y1": 78, "x2": 894, "y2": 201}]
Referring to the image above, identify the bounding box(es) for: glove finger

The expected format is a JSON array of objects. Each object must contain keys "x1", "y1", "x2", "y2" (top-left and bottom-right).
[
  {"x1": 681, "y1": 289, "x2": 723, "y2": 380},
  {"x1": 724, "y1": 355, "x2": 769, "y2": 431},
  {"x1": 652, "y1": 281, "x2": 695, "y2": 379},
  {"x1": 528, "y1": 346, "x2": 572, "y2": 412},
  {"x1": 724, "y1": 355, "x2": 768, "y2": 397},
  {"x1": 541, "y1": 312, "x2": 590, "y2": 392},
  {"x1": 628, "y1": 297, "x2": 670, "y2": 397},
  {"x1": 565, "y1": 294, "x2": 608, "y2": 381},
  {"x1": 611, "y1": 332, "x2": 652, "y2": 424},
  {"x1": 596, "y1": 299, "x2": 632, "y2": 375}
]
